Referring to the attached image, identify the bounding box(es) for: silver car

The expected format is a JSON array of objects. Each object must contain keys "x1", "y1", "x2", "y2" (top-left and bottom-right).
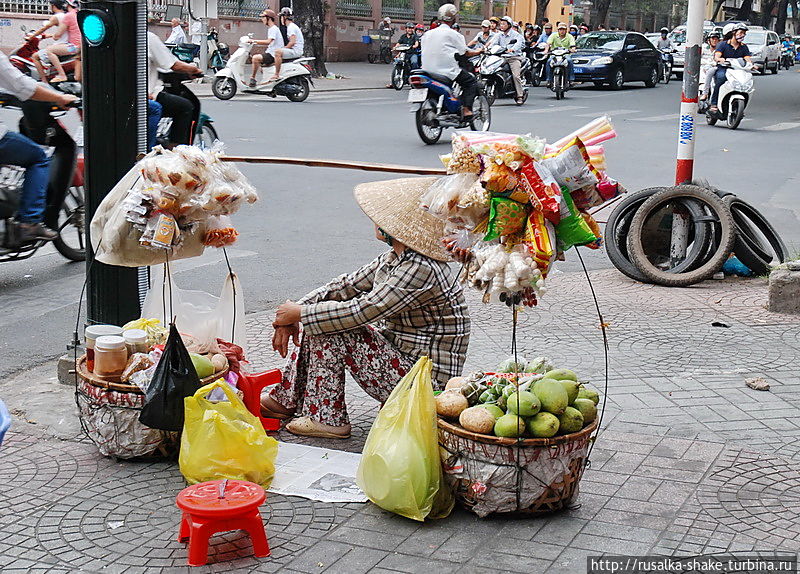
[{"x1": 744, "y1": 29, "x2": 781, "y2": 74}]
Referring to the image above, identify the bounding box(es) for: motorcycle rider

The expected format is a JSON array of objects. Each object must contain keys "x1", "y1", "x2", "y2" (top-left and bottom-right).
[
  {"x1": 489, "y1": 16, "x2": 500, "y2": 33},
  {"x1": 699, "y1": 31, "x2": 720, "y2": 102},
  {"x1": 248, "y1": 9, "x2": 284, "y2": 88},
  {"x1": 569, "y1": 24, "x2": 579, "y2": 38},
  {"x1": 395, "y1": 22, "x2": 422, "y2": 69},
  {"x1": 0, "y1": 51, "x2": 77, "y2": 243},
  {"x1": 781, "y1": 33, "x2": 795, "y2": 64},
  {"x1": 488, "y1": 15, "x2": 526, "y2": 104},
  {"x1": 469, "y1": 20, "x2": 496, "y2": 49},
  {"x1": 147, "y1": 31, "x2": 203, "y2": 145},
  {"x1": 420, "y1": 3, "x2": 482, "y2": 117},
  {"x1": 656, "y1": 27, "x2": 674, "y2": 51},
  {"x1": 710, "y1": 22, "x2": 752, "y2": 114},
  {"x1": 544, "y1": 22, "x2": 576, "y2": 87},
  {"x1": 25, "y1": 0, "x2": 66, "y2": 80},
  {"x1": 272, "y1": 8, "x2": 304, "y2": 81},
  {"x1": 538, "y1": 22, "x2": 553, "y2": 43}
]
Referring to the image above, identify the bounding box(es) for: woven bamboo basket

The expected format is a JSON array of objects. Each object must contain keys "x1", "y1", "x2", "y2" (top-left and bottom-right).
[
  {"x1": 438, "y1": 417, "x2": 598, "y2": 517},
  {"x1": 75, "y1": 354, "x2": 227, "y2": 459}
]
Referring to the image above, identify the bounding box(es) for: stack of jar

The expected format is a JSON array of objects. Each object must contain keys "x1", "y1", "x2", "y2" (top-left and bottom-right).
[{"x1": 85, "y1": 325, "x2": 150, "y2": 382}]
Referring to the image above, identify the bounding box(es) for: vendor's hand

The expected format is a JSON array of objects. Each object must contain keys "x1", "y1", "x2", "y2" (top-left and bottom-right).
[
  {"x1": 274, "y1": 301, "x2": 302, "y2": 326},
  {"x1": 272, "y1": 324, "x2": 300, "y2": 358}
]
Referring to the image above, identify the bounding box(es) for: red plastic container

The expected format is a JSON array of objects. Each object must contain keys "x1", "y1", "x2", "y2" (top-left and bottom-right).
[{"x1": 238, "y1": 370, "x2": 282, "y2": 432}]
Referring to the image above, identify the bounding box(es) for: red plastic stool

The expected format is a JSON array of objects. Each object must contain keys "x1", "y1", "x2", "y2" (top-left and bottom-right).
[
  {"x1": 239, "y1": 370, "x2": 283, "y2": 431},
  {"x1": 176, "y1": 480, "x2": 270, "y2": 566}
]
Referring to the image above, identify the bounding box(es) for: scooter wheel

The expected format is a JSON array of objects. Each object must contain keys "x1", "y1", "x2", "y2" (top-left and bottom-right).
[{"x1": 212, "y1": 77, "x2": 237, "y2": 100}]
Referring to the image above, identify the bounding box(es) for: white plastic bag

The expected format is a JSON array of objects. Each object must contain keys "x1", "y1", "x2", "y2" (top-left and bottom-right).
[{"x1": 141, "y1": 264, "x2": 247, "y2": 354}]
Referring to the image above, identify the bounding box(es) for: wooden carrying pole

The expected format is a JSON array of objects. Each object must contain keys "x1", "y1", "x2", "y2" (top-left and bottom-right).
[{"x1": 219, "y1": 155, "x2": 448, "y2": 176}]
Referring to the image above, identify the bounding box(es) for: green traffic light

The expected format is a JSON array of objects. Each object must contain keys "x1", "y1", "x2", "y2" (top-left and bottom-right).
[{"x1": 81, "y1": 13, "x2": 106, "y2": 46}]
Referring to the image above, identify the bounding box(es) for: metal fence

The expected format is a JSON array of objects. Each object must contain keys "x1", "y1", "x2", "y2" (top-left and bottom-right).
[
  {"x1": 217, "y1": 0, "x2": 263, "y2": 18},
  {"x1": 336, "y1": 0, "x2": 373, "y2": 18},
  {"x1": 0, "y1": 0, "x2": 50, "y2": 15},
  {"x1": 381, "y1": 0, "x2": 413, "y2": 21}
]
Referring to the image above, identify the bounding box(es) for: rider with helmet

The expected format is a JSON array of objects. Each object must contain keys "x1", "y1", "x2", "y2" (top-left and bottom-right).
[
  {"x1": 394, "y1": 22, "x2": 421, "y2": 69},
  {"x1": 656, "y1": 27, "x2": 674, "y2": 51},
  {"x1": 420, "y1": 4, "x2": 482, "y2": 117},
  {"x1": 710, "y1": 22, "x2": 752, "y2": 112},
  {"x1": 781, "y1": 33, "x2": 795, "y2": 63},
  {"x1": 700, "y1": 31, "x2": 721, "y2": 101},
  {"x1": 488, "y1": 15, "x2": 526, "y2": 104},
  {"x1": 272, "y1": 8, "x2": 304, "y2": 81}
]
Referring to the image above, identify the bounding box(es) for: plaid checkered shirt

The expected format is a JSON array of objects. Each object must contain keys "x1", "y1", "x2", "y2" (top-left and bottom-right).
[{"x1": 298, "y1": 249, "x2": 471, "y2": 386}]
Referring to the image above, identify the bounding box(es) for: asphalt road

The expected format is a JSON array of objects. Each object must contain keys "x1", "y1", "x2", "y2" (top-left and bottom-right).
[{"x1": 2, "y1": 67, "x2": 799, "y2": 377}]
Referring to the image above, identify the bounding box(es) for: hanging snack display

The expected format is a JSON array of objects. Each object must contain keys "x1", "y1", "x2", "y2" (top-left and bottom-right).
[{"x1": 426, "y1": 117, "x2": 624, "y2": 307}]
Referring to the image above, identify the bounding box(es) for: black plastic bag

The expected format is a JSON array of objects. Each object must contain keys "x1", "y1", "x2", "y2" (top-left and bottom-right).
[{"x1": 139, "y1": 323, "x2": 201, "y2": 431}]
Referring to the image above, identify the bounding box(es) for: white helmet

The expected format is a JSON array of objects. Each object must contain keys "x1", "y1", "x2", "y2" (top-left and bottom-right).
[
  {"x1": 723, "y1": 22, "x2": 747, "y2": 38},
  {"x1": 437, "y1": 3, "x2": 457, "y2": 23}
]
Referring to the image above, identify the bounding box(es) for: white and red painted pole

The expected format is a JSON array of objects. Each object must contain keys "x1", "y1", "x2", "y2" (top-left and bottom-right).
[{"x1": 675, "y1": 0, "x2": 707, "y2": 184}]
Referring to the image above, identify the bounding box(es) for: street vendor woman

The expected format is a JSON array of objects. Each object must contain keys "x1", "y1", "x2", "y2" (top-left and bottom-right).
[{"x1": 260, "y1": 177, "x2": 471, "y2": 439}]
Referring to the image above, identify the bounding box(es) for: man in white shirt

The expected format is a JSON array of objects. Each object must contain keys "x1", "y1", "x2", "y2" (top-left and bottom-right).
[
  {"x1": 249, "y1": 9, "x2": 284, "y2": 87},
  {"x1": 489, "y1": 15, "x2": 526, "y2": 104},
  {"x1": 273, "y1": 8, "x2": 305, "y2": 80},
  {"x1": 147, "y1": 31, "x2": 202, "y2": 145},
  {"x1": 0, "y1": 51, "x2": 76, "y2": 243},
  {"x1": 420, "y1": 4, "x2": 483, "y2": 116},
  {"x1": 166, "y1": 18, "x2": 187, "y2": 44}
]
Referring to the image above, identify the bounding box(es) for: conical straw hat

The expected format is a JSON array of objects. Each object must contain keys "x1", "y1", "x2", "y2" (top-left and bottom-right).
[{"x1": 354, "y1": 177, "x2": 450, "y2": 262}]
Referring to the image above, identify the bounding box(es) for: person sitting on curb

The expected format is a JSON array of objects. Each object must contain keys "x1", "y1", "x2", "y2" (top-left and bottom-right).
[
  {"x1": 248, "y1": 9, "x2": 284, "y2": 88},
  {"x1": 260, "y1": 177, "x2": 471, "y2": 439}
]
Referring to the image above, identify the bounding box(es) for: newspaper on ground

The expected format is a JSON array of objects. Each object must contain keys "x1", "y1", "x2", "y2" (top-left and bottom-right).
[{"x1": 268, "y1": 441, "x2": 368, "y2": 503}]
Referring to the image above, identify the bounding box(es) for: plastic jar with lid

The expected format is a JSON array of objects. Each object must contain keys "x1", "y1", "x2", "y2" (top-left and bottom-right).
[
  {"x1": 94, "y1": 335, "x2": 128, "y2": 381},
  {"x1": 123, "y1": 329, "x2": 149, "y2": 355},
  {"x1": 85, "y1": 324, "x2": 123, "y2": 372}
]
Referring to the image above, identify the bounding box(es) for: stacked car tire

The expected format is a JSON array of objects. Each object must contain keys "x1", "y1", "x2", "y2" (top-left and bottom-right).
[{"x1": 605, "y1": 185, "x2": 787, "y2": 287}]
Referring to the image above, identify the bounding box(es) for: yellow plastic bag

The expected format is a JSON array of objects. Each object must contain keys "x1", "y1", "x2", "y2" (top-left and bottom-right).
[
  {"x1": 357, "y1": 357, "x2": 453, "y2": 521},
  {"x1": 179, "y1": 380, "x2": 278, "y2": 488}
]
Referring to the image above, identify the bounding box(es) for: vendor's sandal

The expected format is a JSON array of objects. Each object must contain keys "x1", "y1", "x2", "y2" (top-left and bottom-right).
[
  {"x1": 259, "y1": 395, "x2": 293, "y2": 420},
  {"x1": 285, "y1": 417, "x2": 351, "y2": 439}
]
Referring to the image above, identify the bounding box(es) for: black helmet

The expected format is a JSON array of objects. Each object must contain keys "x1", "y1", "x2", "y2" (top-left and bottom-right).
[{"x1": 405, "y1": 21, "x2": 414, "y2": 28}]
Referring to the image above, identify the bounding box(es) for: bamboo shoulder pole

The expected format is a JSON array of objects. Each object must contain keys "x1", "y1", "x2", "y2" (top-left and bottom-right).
[{"x1": 219, "y1": 155, "x2": 448, "y2": 176}]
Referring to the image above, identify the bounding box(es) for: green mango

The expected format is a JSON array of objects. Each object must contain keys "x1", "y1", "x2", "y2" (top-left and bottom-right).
[
  {"x1": 532, "y1": 378, "x2": 569, "y2": 415},
  {"x1": 527, "y1": 412, "x2": 560, "y2": 438},
  {"x1": 558, "y1": 407, "x2": 584, "y2": 434},
  {"x1": 542, "y1": 368, "x2": 578, "y2": 382},
  {"x1": 577, "y1": 387, "x2": 600, "y2": 405},
  {"x1": 573, "y1": 398, "x2": 598, "y2": 425}
]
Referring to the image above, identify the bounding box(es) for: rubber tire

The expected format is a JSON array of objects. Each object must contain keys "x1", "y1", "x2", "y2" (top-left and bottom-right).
[
  {"x1": 381, "y1": 48, "x2": 393, "y2": 65},
  {"x1": 193, "y1": 122, "x2": 218, "y2": 148},
  {"x1": 368, "y1": 53, "x2": 377, "y2": 64},
  {"x1": 415, "y1": 99, "x2": 442, "y2": 145},
  {"x1": 706, "y1": 113, "x2": 718, "y2": 126},
  {"x1": 627, "y1": 185, "x2": 735, "y2": 287},
  {"x1": 662, "y1": 63, "x2": 672, "y2": 84},
  {"x1": 285, "y1": 77, "x2": 310, "y2": 102},
  {"x1": 391, "y1": 66, "x2": 404, "y2": 90},
  {"x1": 610, "y1": 68, "x2": 624, "y2": 90},
  {"x1": 723, "y1": 195, "x2": 788, "y2": 265},
  {"x1": 771, "y1": 60, "x2": 779, "y2": 74},
  {"x1": 53, "y1": 185, "x2": 86, "y2": 262},
  {"x1": 604, "y1": 187, "x2": 713, "y2": 283},
  {"x1": 484, "y1": 82, "x2": 497, "y2": 106},
  {"x1": 644, "y1": 66, "x2": 658, "y2": 88},
  {"x1": 727, "y1": 99, "x2": 743, "y2": 130},
  {"x1": 469, "y1": 95, "x2": 492, "y2": 131},
  {"x1": 531, "y1": 72, "x2": 541, "y2": 87},
  {"x1": 211, "y1": 77, "x2": 236, "y2": 100}
]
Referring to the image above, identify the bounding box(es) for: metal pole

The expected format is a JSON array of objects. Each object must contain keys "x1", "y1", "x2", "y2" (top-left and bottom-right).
[
  {"x1": 199, "y1": 18, "x2": 208, "y2": 75},
  {"x1": 674, "y1": 0, "x2": 706, "y2": 184},
  {"x1": 81, "y1": 0, "x2": 146, "y2": 325}
]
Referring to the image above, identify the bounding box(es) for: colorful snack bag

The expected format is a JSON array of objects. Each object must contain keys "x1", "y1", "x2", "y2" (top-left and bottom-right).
[
  {"x1": 540, "y1": 138, "x2": 601, "y2": 192},
  {"x1": 519, "y1": 160, "x2": 562, "y2": 224},
  {"x1": 581, "y1": 211, "x2": 603, "y2": 250},
  {"x1": 571, "y1": 183, "x2": 604, "y2": 210},
  {"x1": 555, "y1": 187, "x2": 598, "y2": 250},
  {"x1": 419, "y1": 173, "x2": 479, "y2": 220},
  {"x1": 523, "y1": 211, "x2": 555, "y2": 274},
  {"x1": 484, "y1": 197, "x2": 529, "y2": 241},
  {"x1": 480, "y1": 161, "x2": 519, "y2": 194},
  {"x1": 596, "y1": 175, "x2": 622, "y2": 201},
  {"x1": 447, "y1": 134, "x2": 482, "y2": 174}
]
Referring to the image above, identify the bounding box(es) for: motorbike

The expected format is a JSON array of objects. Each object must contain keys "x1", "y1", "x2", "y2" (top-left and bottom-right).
[
  {"x1": 390, "y1": 45, "x2": 414, "y2": 90},
  {"x1": 701, "y1": 58, "x2": 754, "y2": 130},
  {"x1": 167, "y1": 42, "x2": 200, "y2": 64},
  {"x1": 8, "y1": 35, "x2": 78, "y2": 82},
  {"x1": 658, "y1": 49, "x2": 674, "y2": 83},
  {"x1": 207, "y1": 28, "x2": 229, "y2": 73},
  {"x1": 0, "y1": 86, "x2": 85, "y2": 262},
  {"x1": 479, "y1": 43, "x2": 529, "y2": 105},
  {"x1": 211, "y1": 34, "x2": 315, "y2": 102},
  {"x1": 548, "y1": 47, "x2": 571, "y2": 100},
  {"x1": 524, "y1": 42, "x2": 548, "y2": 87},
  {"x1": 408, "y1": 70, "x2": 491, "y2": 145},
  {"x1": 780, "y1": 46, "x2": 794, "y2": 70},
  {"x1": 156, "y1": 72, "x2": 219, "y2": 149}
]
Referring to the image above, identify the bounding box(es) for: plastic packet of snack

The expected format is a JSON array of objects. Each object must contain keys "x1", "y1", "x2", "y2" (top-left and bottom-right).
[
  {"x1": 419, "y1": 173, "x2": 479, "y2": 220},
  {"x1": 515, "y1": 134, "x2": 546, "y2": 160},
  {"x1": 480, "y1": 161, "x2": 519, "y2": 194},
  {"x1": 202, "y1": 215, "x2": 239, "y2": 248},
  {"x1": 596, "y1": 175, "x2": 622, "y2": 201},
  {"x1": 484, "y1": 197, "x2": 529, "y2": 241},
  {"x1": 522, "y1": 211, "x2": 555, "y2": 275},
  {"x1": 442, "y1": 225, "x2": 482, "y2": 263},
  {"x1": 121, "y1": 353, "x2": 155, "y2": 382},
  {"x1": 581, "y1": 211, "x2": 603, "y2": 249},
  {"x1": 555, "y1": 187, "x2": 599, "y2": 250},
  {"x1": 448, "y1": 134, "x2": 482, "y2": 174},
  {"x1": 519, "y1": 160, "x2": 562, "y2": 224},
  {"x1": 571, "y1": 183, "x2": 604, "y2": 210},
  {"x1": 540, "y1": 138, "x2": 601, "y2": 192}
]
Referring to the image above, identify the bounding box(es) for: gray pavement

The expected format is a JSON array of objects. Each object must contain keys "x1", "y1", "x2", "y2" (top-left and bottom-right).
[{"x1": 3, "y1": 268, "x2": 800, "y2": 572}]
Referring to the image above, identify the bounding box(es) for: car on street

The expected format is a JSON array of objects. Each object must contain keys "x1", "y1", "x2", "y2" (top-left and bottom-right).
[
  {"x1": 666, "y1": 22, "x2": 722, "y2": 78},
  {"x1": 744, "y1": 28, "x2": 782, "y2": 74},
  {"x1": 572, "y1": 31, "x2": 661, "y2": 89}
]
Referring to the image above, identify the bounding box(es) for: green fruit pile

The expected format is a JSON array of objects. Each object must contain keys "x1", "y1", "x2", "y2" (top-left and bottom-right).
[{"x1": 450, "y1": 358, "x2": 600, "y2": 439}]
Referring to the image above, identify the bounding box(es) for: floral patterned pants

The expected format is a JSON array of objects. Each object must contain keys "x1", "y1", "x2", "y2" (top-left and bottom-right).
[{"x1": 269, "y1": 326, "x2": 415, "y2": 426}]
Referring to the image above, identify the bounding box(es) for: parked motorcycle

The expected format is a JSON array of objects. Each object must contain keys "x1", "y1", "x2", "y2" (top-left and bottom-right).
[
  {"x1": 0, "y1": 87, "x2": 85, "y2": 261},
  {"x1": 167, "y1": 42, "x2": 200, "y2": 64},
  {"x1": 212, "y1": 35, "x2": 314, "y2": 102},
  {"x1": 701, "y1": 59, "x2": 754, "y2": 130},
  {"x1": 408, "y1": 70, "x2": 491, "y2": 145},
  {"x1": 8, "y1": 35, "x2": 77, "y2": 82},
  {"x1": 156, "y1": 72, "x2": 218, "y2": 148},
  {"x1": 548, "y1": 47, "x2": 571, "y2": 100},
  {"x1": 390, "y1": 45, "x2": 414, "y2": 90},
  {"x1": 207, "y1": 28, "x2": 229, "y2": 73},
  {"x1": 479, "y1": 43, "x2": 529, "y2": 105},
  {"x1": 524, "y1": 42, "x2": 547, "y2": 87}
]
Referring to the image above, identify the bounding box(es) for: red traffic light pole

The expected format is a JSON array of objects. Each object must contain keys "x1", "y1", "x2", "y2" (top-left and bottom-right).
[{"x1": 675, "y1": 0, "x2": 707, "y2": 185}]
